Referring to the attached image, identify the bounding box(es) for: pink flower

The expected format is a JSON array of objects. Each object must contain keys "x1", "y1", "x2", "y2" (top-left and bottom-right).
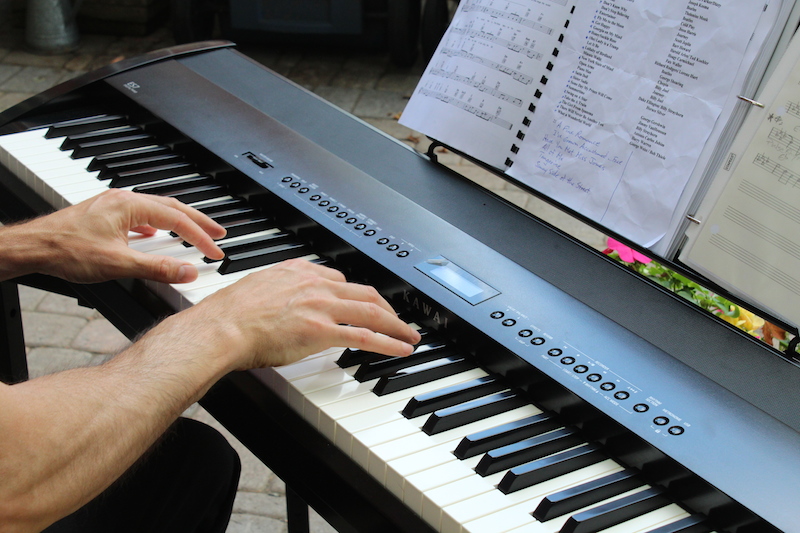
[{"x1": 603, "y1": 238, "x2": 652, "y2": 264}]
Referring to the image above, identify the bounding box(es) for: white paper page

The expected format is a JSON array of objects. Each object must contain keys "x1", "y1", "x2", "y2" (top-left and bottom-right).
[
  {"x1": 400, "y1": 0, "x2": 576, "y2": 168},
  {"x1": 682, "y1": 31, "x2": 800, "y2": 328},
  {"x1": 506, "y1": 0, "x2": 765, "y2": 247}
]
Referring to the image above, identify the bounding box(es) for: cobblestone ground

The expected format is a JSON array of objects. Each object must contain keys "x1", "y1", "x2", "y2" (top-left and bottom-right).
[{"x1": 1, "y1": 4, "x2": 606, "y2": 530}]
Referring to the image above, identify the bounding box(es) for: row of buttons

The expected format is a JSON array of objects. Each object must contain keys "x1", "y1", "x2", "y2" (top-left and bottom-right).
[
  {"x1": 490, "y1": 310, "x2": 686, "y2": 436},
  {"x1": 282, "y1": 176, "x2": 412, "y2": 259}
]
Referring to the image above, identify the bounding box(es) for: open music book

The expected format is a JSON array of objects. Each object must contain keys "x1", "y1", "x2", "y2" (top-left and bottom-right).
[
  {"x1": 681, "y1": 29, "x2": 800, "y2": 329},
  {"x1": 400, "y1": 0, "x2": 800, "y2": 256}
]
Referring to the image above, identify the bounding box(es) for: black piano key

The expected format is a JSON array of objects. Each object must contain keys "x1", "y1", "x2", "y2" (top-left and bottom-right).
[
  {"x1": 643, "y1": 515, "x2": 709, "y2": 533},
  {"x1": 216, "y1": 217, "x2": 275, "y2": 240},
  {"x1": 559, "y1": 486, "x2": 669, "y2": 533},
  {"x1": 168, "y1": 183, "x2": 226, "y2": 204},
  {"x1": 422, "y1": 390, "x2": 529, "y2": 435},
  {"x1": 109, "y1": 162, "x2": 196, "y2": 188},
  {"x1": 46, "y1": 114, "x2": 129, "y2": 138},
  {"x1": 206, "y1": 206, "x2": 260, "y2": 225},
  {"x1": 532, "y1": 468, "x2": 641, "y2": 521},
  {"x1": 353, "y1": 340, "x2": 455, "y2": 382},
  {"x1": 87, "y1": 145, "x2": 172, "y2": 171},
  {"x1": 218, "y1": 241, "x2": 312, "y2": 275},
  {"x1": 498, "y1": 443, "x2": 606, "y2": 494},
  {"x1": 60, "y1": 125, "x2": 142, "y2": 150},
  {"x1": 196, "y1": 197, "x2": 248, "y2": 215},
  {"x1": 372, "y1": 355, "x2": 475, "y2": 396},
  {"x1": 336, "y1": 349, "x2": 392, "y2": 368},
  {"x1": 337, "y1": 328, "x2": 436, "y2": 369},
  {"x1": 132, "y1": 175, "x2": 213, "y2": 196},
  {"x1": 454, "y1": 411, "x2": 560, "y2": 459},
  {"x1": 70, "y1": 133, "x2": 155, "y2": 159},
  {"x1": 402, "y1": 375, "x2": 505, "y2": 419},
  {"x1": 475, "y1": 426, "x2": 583, "y2": 476},
  {"x1": 99, "y1": 153, "x2": 184, "y2": 179},
  {"x1": 204, "y1": 231, "x2": 296, "y2": 263}
]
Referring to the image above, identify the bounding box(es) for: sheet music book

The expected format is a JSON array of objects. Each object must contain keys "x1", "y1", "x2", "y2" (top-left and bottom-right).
[
  {"x1": 401, "y1": 0, "x2": 799, "y2": 253},
  {"x1": 681, "y1": 30, "x2": 800, "y2": 329}
]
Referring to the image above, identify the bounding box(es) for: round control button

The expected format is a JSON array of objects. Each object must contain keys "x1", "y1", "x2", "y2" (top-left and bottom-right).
[
  {"x1": 573, "y1": 365, "x2": 588, "y2": 373},
  {"x1": 587, "y1": 373, "x2": 602, "y2": 382},
  {"x1": 298, "y1": 187, "x2": 309, "y2": 194},
  {"x1": 345, "y1": 217, "x2": 357, "y2": 224},
  {"x1": 387, "y1": 244, "x2": 400, "y2": 251},
  {"x1": 668, "y1": 426, "x2": 685, "y2": 436},
  {"x1": 355, "y1": 223, "x2": 367, "y2": 230},
  {"x1": 654, "y1": 416, "x2": 669, "y2": 426},
  {"x1": 364, "y1": 229, "x2": 376, "y2": 237},
  {"x1": 502, "y1": 318, "x2": 516, "y2": 327},
  {"x1": 327, "y1": 205, "x2": 339, "y2": 212},
  {"x1": 530, "y1": 337, "x2": 545, "y2": 346},
  {"x1": 519, "y1": 329, "x2": 533, "y2": 338},
  {"x1": 600, "y1": 382, "x2": 616, "y2": 391},
  {"x1": 281, "y1": 176, "x2": 293, "y2": 182},
  {"x1": 397, "y1": 250, "x2": 409, "y2": 258},
  {"x1": 614, "y1": 391, "x2": 630, "y2": 400},
  {"x1": 633, "y1": 403, "x2": 649, "y2": 413},
  {"x1": 560, "y1": 356, "x2": 576, "y2": 365},
  {"x1": 377, "y1": 237, "x2": 390, "y2": 245},
  {"x1": 290, "y1": 181, "x2": 301, "y2": 188},
  {"x1": 310, "y1": 194, "x2": 321, "y2": 201},
  {"x1": 337, "y1": 212, "x2": 349, "y2": 219},
  {"x1": 490, "y1": 311, "x2": 505, "y2": 319},
  {"x1": 547, "y1": 348, "x2": 562, "y2": 357},
  {"x1": 319, "y1": 200, "x2": 330, "y2": 207}
]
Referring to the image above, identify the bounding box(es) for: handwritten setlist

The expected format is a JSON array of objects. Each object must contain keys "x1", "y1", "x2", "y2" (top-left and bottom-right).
[
  {"x1": 508, "y1": 0, "x2": 763, "y2": 246},
  {"x1": 401, "y1": 0, "x2": 767, "y2": 248},
  {"x1": 682, "y1": 32, "x2": 800, "y2": 327}
]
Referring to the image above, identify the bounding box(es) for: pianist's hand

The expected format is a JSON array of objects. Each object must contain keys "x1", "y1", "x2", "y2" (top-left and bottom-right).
[
  {"x1": 3, "y1": 189, "x2": 226, "y2": 284},
  {"x1": 168, "y1": 258, "x2": 422, "y2": 368}
]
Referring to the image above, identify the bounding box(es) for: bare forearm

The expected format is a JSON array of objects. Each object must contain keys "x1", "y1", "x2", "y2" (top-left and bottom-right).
[
  {"x1": 0, "y1": 313, "x2": 235, "y2": 532},
  {"x1": 0, "y1": 221, "x2": 56, "y2": 282}
]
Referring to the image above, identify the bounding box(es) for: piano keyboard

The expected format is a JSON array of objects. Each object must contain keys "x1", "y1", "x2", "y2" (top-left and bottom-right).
[{"x1": 0, "y1": 111, "x2": 718, "y2": 533}]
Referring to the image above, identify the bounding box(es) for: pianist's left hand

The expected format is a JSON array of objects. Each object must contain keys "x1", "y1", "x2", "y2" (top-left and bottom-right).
[{"x1": 0, "y1": 189, "x2": 226, "y2": 284}]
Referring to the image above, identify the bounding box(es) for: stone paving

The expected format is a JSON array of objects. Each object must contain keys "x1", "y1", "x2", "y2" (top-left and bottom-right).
[{"x1": 0, "y1": 6, "x2": 606, "y2": 531}]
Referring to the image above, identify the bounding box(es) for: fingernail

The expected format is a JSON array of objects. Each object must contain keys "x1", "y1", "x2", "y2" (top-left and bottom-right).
[{"x1": 177, "y1": 264, "x2": 194, "y2": 282}]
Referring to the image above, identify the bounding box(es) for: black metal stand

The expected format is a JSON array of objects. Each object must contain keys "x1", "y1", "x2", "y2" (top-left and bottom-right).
[{"x1": 0, "y1": 281, "x2": 28, "y2": 384}]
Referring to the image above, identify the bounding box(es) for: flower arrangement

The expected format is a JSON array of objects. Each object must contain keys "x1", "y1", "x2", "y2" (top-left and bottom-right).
[{"x1": 602, "y1": 238, "x2": 785, "y2": 346}]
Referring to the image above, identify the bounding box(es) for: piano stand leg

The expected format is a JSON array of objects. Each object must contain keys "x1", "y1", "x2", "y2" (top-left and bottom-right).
[
  {"x1": 286, "y1": 485, "x2": 311, "y2": 533},
  {"x1": 0, "y1": 281, "x2": 28, "y2": 384}
]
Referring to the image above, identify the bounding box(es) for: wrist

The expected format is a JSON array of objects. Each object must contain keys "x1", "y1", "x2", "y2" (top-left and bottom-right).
[{"x1": 0, "y1": 220, "x2": 58, "y2": 281}]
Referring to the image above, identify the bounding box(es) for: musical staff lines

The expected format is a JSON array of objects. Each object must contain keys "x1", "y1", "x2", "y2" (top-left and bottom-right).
[
  {"x1": 723, "y1": 205, "x2": 800, "y2": 262},
  {"x1": 439, "y1": 48, "x2": 534, "y2": 85},
  {"x1": 753, "y1": 152, "x2": 800, "y2": 188},
  {"x1": 738, "y1": 179, "x2": 800, "y2": 226},
  {"x1": 462, "y1": 0, "x2": 567, "y2": 32},
  {"x1": 785, "y1": 99, "x2": 800, "y2": 120},
  {"x1": 766, "y1": 127, "x2": 800, "y2": 157},
  {"x1": 428, "y1": 68, "x2": 524, "y2": 107},
  {"x1": 708, "y1": 233, "x2": 800, "y2": 296},
  {"x1": 417, "y1": 87, "x2": 514, "y2": 130},
  {"x1": 449, "y1": 26, "x2": 544, "y2": 61}
]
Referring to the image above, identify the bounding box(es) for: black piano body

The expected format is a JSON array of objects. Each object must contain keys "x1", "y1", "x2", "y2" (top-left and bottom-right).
[{"x1": 1, "y1": 42, "x2": 799, "y2": 533}]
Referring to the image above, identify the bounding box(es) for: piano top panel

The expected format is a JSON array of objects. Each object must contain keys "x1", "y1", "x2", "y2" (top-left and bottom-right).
[
  {"x1": 171, "y1": 48, "x2": 800, "y2": 428},
  {"x1": 86, "y1": 49, "x2": 800, "y2": 530}
]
